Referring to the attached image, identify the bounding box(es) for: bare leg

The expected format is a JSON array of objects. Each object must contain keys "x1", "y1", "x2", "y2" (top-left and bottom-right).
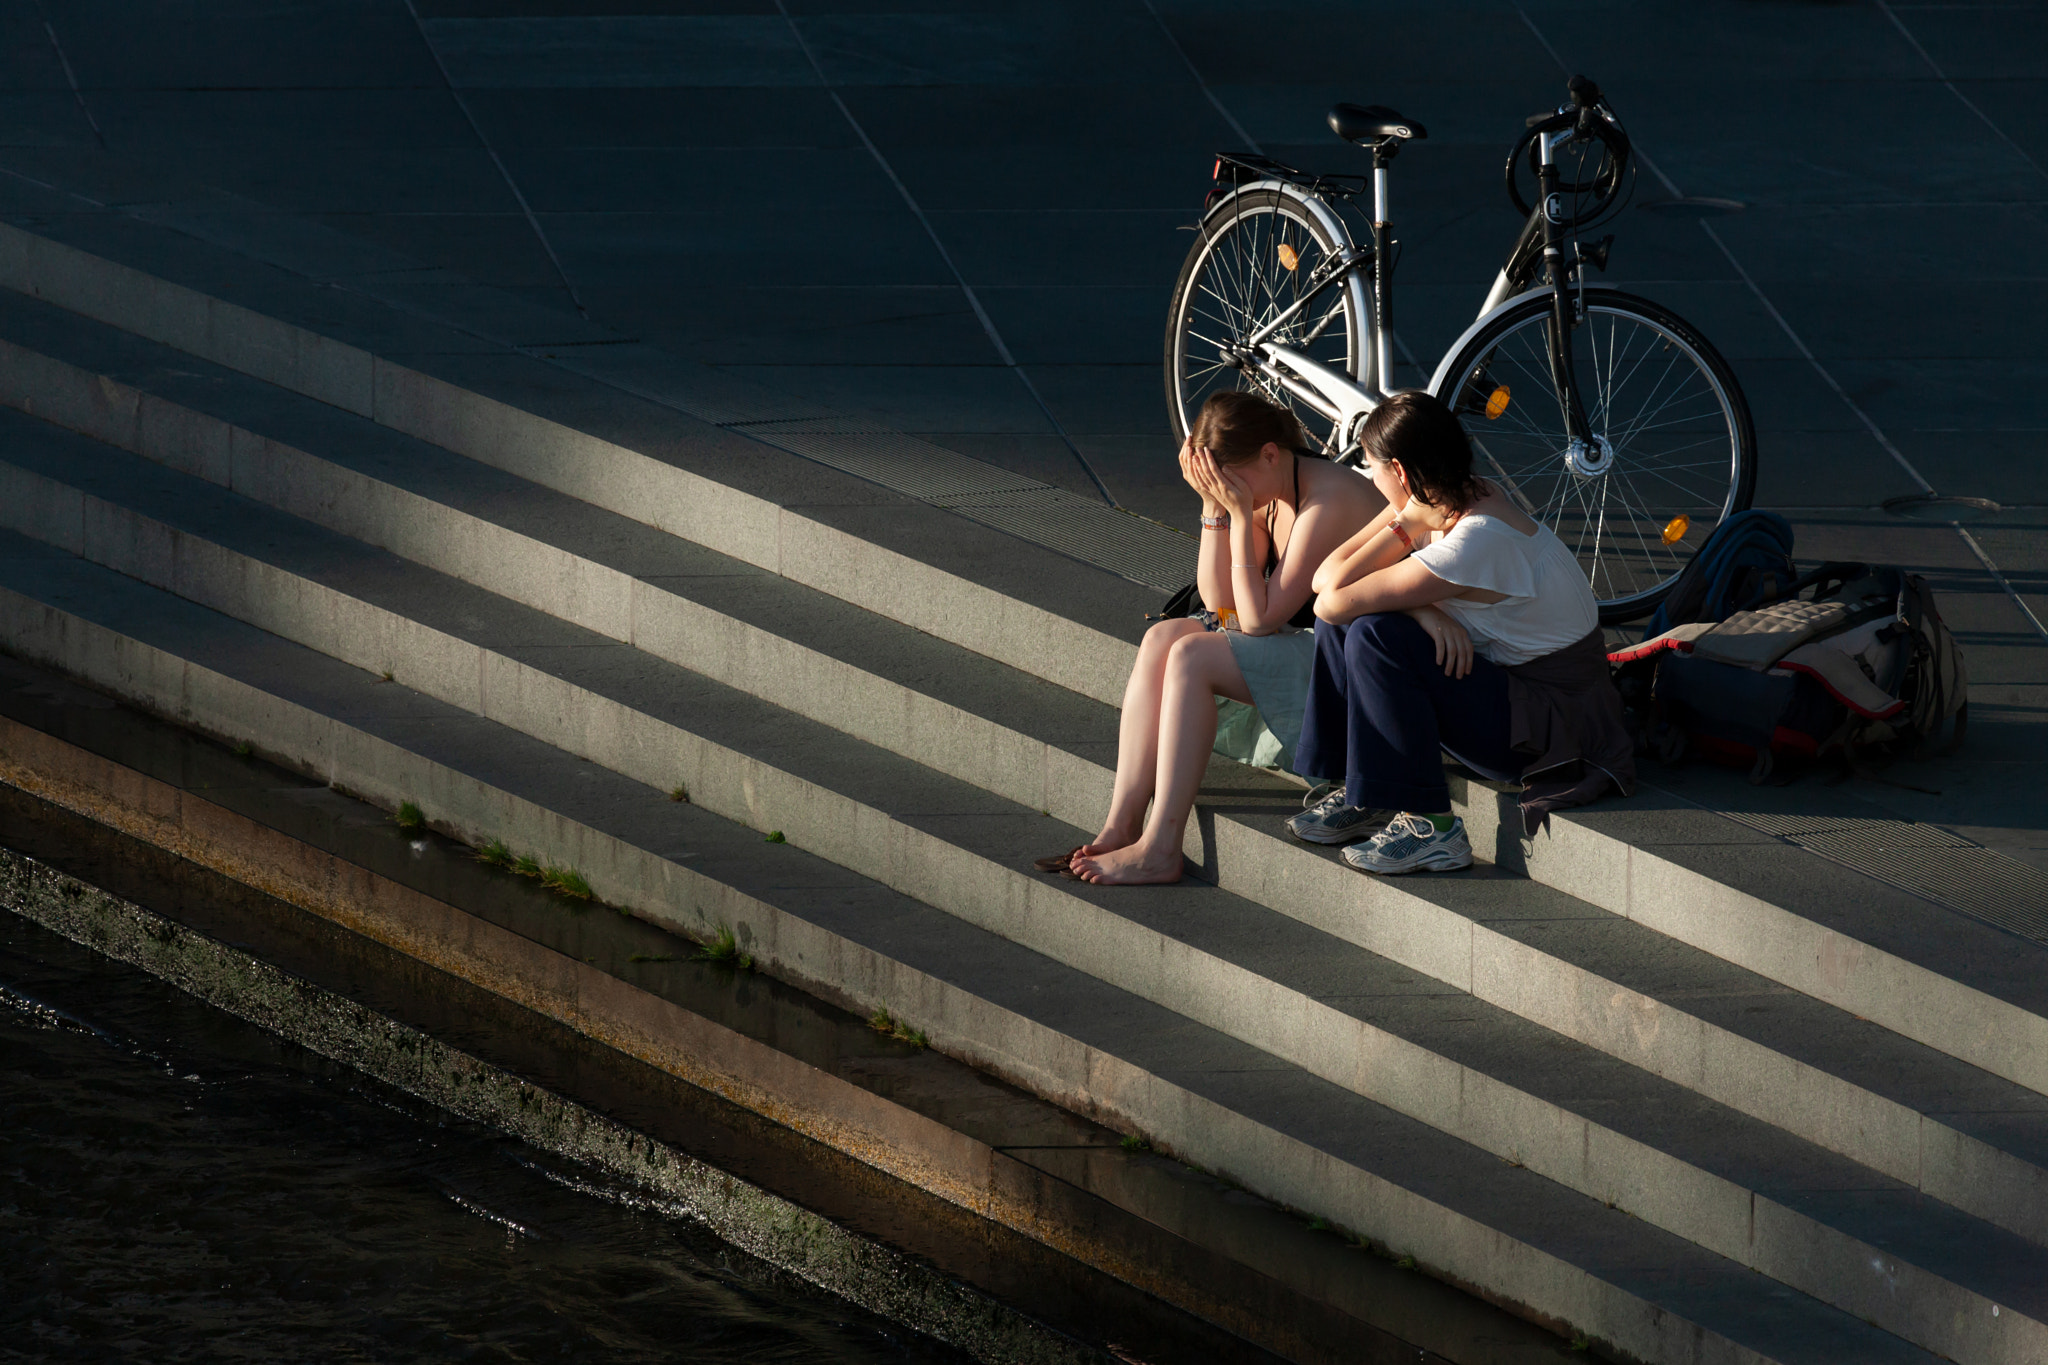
[
  {"x1": 1080, "y1": 618, "x2": 1206, "y2": 858},
  {"x1": 1075, "y1": 632, "x2": 1252, "y2": 885}
]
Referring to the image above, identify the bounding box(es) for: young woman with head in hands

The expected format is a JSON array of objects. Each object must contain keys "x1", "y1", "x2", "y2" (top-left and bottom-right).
[
  {"x1": 1289, "y1": 390, "x2": 1634, "y2": 873},
  {"x1": 1045, "y1": 390, "x2": 1380, "y2": 885}
]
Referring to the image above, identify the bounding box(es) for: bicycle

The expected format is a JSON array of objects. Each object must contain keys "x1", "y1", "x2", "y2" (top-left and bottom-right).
[{"x1": 1164, "y1": 75, "x2": 1756, "y2": 624}]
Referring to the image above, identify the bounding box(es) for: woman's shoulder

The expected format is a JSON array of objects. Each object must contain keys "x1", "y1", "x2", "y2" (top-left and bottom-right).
[
  {"x1": 1299, "y1": 455, "x2": 1374, "y2": 498},
  {"x1": 1296, "y1": 458, "x2": 1381, "y2": 524}
]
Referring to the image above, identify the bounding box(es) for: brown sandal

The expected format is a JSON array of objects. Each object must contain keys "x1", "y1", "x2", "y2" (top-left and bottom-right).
[{"x1": 1034, "y1": 846, "x2": 1084, "y2": 874}]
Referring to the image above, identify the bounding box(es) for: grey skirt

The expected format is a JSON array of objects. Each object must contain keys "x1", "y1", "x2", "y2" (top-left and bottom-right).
[{"x1": 1213, "y1": 624, "x2": 1317, "y2": 773}]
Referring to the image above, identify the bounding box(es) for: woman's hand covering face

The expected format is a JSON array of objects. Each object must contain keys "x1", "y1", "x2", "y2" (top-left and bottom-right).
[{"x1": 1192, "y1": 446, "x2": 1255, "y2": 517}]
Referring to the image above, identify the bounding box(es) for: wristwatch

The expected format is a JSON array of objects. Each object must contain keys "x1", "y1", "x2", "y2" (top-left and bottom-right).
[{"x1": 1201, "y1": 513, "x2": 1231, "y2": 530}]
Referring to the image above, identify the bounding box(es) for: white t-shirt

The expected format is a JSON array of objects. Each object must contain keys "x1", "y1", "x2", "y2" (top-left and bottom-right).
[{"x1": 1410, "y1": 514, "x2": 1598, "y2": 666}]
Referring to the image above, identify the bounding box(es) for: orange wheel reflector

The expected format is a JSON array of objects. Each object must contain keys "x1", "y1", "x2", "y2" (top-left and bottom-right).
[
  {"x1": 1484, "y1": 385, "x2": 1511, "y2": 420},
  {"x1": 1662, "y1": 514, "x2": 1691, "y2": 545},
  {"x1": 1277, "y1": 243, "x2": 1300, "y2": 272}
]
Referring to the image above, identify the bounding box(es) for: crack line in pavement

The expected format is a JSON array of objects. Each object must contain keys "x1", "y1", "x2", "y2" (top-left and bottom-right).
[
  {"x1": 398, "y1": 0, "x2": 589, "y2": 320},
  {"x1": 32, "y1": 2, "x2": 102, "y2": 149},
  {"x1": 1876, "y1": 0, "x2": 2048, "y2": 187},
  {"x1": 1139, "y1": 0, "x2": 1261, "y2": 153},
  {"x1": 1954, "y1": 524, "x2": 2048, "y2": 640},
  {"x1": 770, "y1": 1, "x2": 1116, "y2": 507},
  {"x1": 1516, "y1": 4, "x2": 2048, "y2": 646}
]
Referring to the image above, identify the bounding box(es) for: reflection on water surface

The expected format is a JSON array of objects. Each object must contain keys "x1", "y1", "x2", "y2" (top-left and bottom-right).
[{"x1": 0, "y1": 915, "x2": 966, "y2": 1364}]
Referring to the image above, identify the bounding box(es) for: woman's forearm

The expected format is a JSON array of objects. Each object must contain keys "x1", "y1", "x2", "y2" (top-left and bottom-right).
[
  {"x1": 1315, "y1": 557, "x2": 1458, "y2": 624},
  {"x1": 1195, "y1": 505, "x2": 1234, "y2": 613},
  {"x1": 1311, "y1": 503, "x2": 1400, "y2": 593},
  {"x1": 1226, "y1": 518, "x2": 1276, "y2": 631}
]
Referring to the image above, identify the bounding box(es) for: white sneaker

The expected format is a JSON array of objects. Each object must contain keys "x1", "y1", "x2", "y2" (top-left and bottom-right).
[
  {"x1": 1286, "y1": 783, "x2": 1384, "y2": 845},
  {"x1": 1342, "y1": 813, "x2": 1473, "y2": 875}
]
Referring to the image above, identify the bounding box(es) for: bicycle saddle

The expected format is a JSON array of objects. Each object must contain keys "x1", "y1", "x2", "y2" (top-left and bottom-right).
[{"x1": 1328, "y1": 103, "x2": 1427, "y2": 144}]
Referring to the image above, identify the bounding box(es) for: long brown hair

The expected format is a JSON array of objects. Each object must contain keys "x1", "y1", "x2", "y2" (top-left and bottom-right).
[
  {"x1": 1189, "y1": 390, "x2": 1312, "y2": 466},
  {"x1": 1358, "y1": 391, "x2": 1484, "y2": 510}
]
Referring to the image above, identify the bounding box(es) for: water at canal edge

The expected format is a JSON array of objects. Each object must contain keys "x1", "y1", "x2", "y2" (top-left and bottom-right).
[{"x1": 1, "y1": 912, "x2": 969, "y2": 1364}]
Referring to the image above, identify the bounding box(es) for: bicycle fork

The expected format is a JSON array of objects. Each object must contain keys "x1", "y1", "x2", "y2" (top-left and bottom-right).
[{"x1": 1533, "y1": 128, "x2": 1608, "y2": 473}]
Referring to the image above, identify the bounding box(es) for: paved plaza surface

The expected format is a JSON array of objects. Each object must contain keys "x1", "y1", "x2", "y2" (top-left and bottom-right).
[{"x1": 1, "y1": 0, "x2": 2043, "y2": 862}]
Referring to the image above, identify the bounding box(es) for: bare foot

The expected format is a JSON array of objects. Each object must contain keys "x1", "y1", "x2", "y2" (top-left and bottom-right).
[
  {"x1": 1071, "y1": 843, "x2": 1184, "y2": 885},
  {"x1": 1074, "y1": 824, "x2": 1142, "y2": 861}
]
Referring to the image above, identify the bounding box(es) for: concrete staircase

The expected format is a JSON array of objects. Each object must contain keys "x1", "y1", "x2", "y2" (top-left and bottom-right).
[{"x1": 2, "y1": 216, "x2": 2047, "y2": 1365}]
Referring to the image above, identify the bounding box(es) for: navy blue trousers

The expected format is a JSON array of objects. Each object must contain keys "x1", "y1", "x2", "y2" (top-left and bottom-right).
[{"x1": 1293, "y1": 613, "x2": 1522, "y2": 812}]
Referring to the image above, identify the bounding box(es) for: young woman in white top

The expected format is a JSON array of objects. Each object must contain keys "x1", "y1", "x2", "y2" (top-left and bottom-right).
[
  {"x1": 1290, "y1": 390, "x2": 1622, "y2": 873},
  {"x1": 1043, "y1": 391, "x2": 1379, "y2": 885}
]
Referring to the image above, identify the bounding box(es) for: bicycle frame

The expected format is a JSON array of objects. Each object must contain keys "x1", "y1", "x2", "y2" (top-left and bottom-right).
[{"x1": 1238, "y1": 124, "x2": 1598, "y2": 462}]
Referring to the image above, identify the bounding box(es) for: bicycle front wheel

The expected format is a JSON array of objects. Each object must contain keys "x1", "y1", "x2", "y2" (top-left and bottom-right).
[
  {"x1": 1432, "y1": 288, "x2": 1756, "y2": 624},
  {"x1": 1164, "y1": 186, "x2": 1372, "y2": 455}
]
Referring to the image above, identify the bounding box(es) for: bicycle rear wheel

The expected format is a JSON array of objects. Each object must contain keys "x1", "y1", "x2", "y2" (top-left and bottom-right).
[
  {"x1": 1164, "y1": 186, "x2": 1371, "y2": 454},
  {"x1": 1432, "y1": 288, "x2": 1755, "y2": 624}
]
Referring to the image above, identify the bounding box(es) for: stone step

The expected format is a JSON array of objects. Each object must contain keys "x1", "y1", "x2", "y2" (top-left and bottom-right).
[
  {"x1": 0, "y1": 414, "x2": 2042, "y2": 1365},
  {"x1": 0, "y1": 524, "x2": 1941, "y2": 1365},
  {"x1": 3, "y1": 285, "x2": 2047, "y2": 1264},
  {"x1": 1, "y1": 216, "x2": 2040, "y2": 1126}
]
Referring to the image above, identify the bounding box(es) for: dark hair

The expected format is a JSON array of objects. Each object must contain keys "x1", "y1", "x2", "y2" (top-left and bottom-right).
[
  {"x1": 1358, "y1": 390, "x2": 1484, "y2": 510},
  {"x1": 1189, "y1": 390, "x2": 1311, "y2": 466}
]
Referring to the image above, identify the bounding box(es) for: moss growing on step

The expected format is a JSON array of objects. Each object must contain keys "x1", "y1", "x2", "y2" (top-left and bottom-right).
[
  {"x1": 1119, "y1": 1134, "x2": 1151, "y2": 1154},
  {"x1": 513, "y1": 853, "x2": 543, "y2": 879},
  {"x1": 695, "y1": 923, "x2": 753, "y2": 971},
  {"x1": 764, "y1": 830, "x2": 786, "y2": 844},
  {"x1": 232, "y1": 741, "x2": 254, "y2": 758},
  {"x1": 540, "y1": 865, "x2": 593, "y2": 900},
  {"x1": 867, "y1": 1005, "x2": 927, "y2": 1049},
  {"x1": 395, "y1": 801, "x2": 425, "y2": 833}
]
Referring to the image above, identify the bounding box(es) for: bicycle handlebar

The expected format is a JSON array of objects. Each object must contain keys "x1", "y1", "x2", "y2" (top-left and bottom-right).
[{"x1": 1505, "y1": 75, "x2": 1631, "y2": 220}]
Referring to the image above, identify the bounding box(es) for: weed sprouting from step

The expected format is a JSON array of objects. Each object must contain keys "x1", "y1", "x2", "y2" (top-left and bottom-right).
[
  {"x1": 379, "y1": 669, "x2": 395, "y2": 683},
  {"x1": 1118, "y1": 1134, "x2": 1151, "y2": 1154},
  {"x1": 395, "y1": 801, "x2": 425, "y2": 833},
  {"x1": 540, "y1": 865, "x2": 593, "y2": 900},
  {"x1": 232, "y1": 741, "x2": 254, "y2": 758},
  {"x1": 668, "y1": 783, "x2": 689, "y2": 803},
  {"x1": 514, "y1": 853, "x2": 543, "y2": 879},
  {"x1": 627, "y1": 954, "x2": 677, "y2": 964},
  {"x1": 695, "y1": 923, "x2": 753, "y2": 971},
  {"x1": 1396, "y1": 1254, "x2": 1418, "y2": 1271},
  {"x1": 1569, "y1": 1333, "x2": 1592, "y2": 1352},
  {"x1": 867, "y1": 1005, "x2": 927, "y2": 1049},
  {"x1": 475, "y1": 839, "x2": 513, "y2": 868},
  {"x1": 1307, "y1": 1216, "x2": 1331, "y2": 1232},
  {"x1": 763, "y1": 830, "x2": 786, "y2": 844}
]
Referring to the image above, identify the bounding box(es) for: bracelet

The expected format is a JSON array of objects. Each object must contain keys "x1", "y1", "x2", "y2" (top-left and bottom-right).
[
  {"x1": 1201, "y1": 513, "x2": 1230, "y2": 530},
  {"x1": 1389, "y1": 521, "x2": 1416, "y2": 554}
]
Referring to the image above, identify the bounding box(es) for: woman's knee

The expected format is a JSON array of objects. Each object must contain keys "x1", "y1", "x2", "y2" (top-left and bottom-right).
[
  {"x1": 1165, "y1": 629, "x2": 1234, "y2": 689},
  {"x1": 1144, "y1": 617, "x2": 1204, "y2": 655}
]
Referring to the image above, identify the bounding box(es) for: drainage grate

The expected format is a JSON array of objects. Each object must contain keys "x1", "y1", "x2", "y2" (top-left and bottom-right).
[
  {"x1": 1718, "y1": 811, "x2": 2048, "y2": 944},
  {"x1": 1731, "y1": 813, "x2": 1974, "y2": 848}
]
